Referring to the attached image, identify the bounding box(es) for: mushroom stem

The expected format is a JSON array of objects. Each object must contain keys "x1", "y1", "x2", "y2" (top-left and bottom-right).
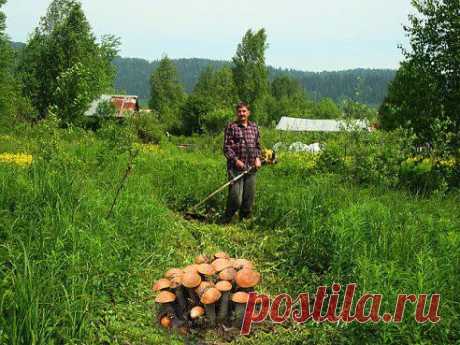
[
  {"x1": 232, "y1": 303, "x2": 247, "y2": 328},
  {"x1": 217, "y1": 291, "x2": 230, "y2": 323},
  {"x1": 205, "y1": 303, "x2": 217, "y2": 327},
  {"x1": 160, "y1": 302, "x2": 176, "y2": 316},
  {"x1": 173, "y1": 287, "x2": 187, "y2": 319},
  {"x1": 186, "y1": 287, "x2": 200, "y2": 305}
]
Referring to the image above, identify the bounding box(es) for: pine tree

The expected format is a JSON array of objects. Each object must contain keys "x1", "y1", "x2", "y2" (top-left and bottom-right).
[
  {"x1": 149, "y1": 55, "x2": 185, "y2": 132},
  {"x1": 232, "y1": 29, "x2": 269, "y2": 121}
]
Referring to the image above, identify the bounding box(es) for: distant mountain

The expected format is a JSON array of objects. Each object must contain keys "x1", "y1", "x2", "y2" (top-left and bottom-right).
[
  {"x1": 113, "y1": 57, "x2": 395, "y2": 106},
  {"x1": 11, "y1": 41, "x2": 396, "y2": 106}
]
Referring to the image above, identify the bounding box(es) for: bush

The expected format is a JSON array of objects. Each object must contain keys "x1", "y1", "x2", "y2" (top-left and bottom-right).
[{"x1": 131, "y1": 113, "x2": 165, "y2": 144}]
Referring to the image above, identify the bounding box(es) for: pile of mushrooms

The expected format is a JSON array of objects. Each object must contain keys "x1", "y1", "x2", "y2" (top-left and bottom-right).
[{"x1": 153, "y1": 252, "x2": 260, "y2": 332}]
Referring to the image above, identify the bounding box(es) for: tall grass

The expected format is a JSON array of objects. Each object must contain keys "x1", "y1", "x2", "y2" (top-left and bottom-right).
[{"x1": 0, "y1": 125, "x2": 458, "y2": 344}]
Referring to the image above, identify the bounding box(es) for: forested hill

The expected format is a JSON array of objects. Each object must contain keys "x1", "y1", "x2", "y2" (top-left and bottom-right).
[
  {"x1": 11, "y1": 41, "x2": 395, "y2": 106},
  {"x1": 113, "y1": 57, "x2": 396, "y2": 106}
]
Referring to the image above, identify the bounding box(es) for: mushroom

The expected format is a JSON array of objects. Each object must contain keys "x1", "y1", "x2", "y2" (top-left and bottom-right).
[
  {"x1": 160, "y1": 315, "x2": 172, "y2": 329},
  {"x1": 182, "y1": 271, "x2": 202, "y2": 305},
  {"x1": 190, "y1": 306, "x2": 205, "y2": 320},
  {"x1": 214, "y1": 251, "x2": 230, "y2": 260},
  {"x1": 195, "y1": 255, "x2": 210, "y2": 264},
  {"x1": 169, "y1": 275, "x2": 187, "y2": 320},
  {"x1": 165, "y1": 268, "x2": 183, "y2": 279},
  {"x1": 233, "y1": 259, "x2": 254, "y2": 271},
  {"x1": 183, "y1": 264, "x2": 200, "y2": 273},
  {"x1": 152, "y1": 278, "x2": 171, "y2": 292},
  {"x1": 219, "y1": 267, "x2": 237, "y2": 282},
  {"x1": 215, "y1": 280, "x2": 233, "y2": 323},
  {"x1": 195, "y1": 281, "x2": 215, "y2": 297},
  {"x1": 200, "y1": 287, "x2": 222, "y2": 327},
  {"x1": 235, "y1": 268, "x2": 260, "y2": 292},
  {"x1": 231, "y1": 291, "x2": 249, "y2": 328},
  {"x1": 211, "y1": 258, "x2": 232, "y2": 273},
  {"x1": 197, "y1": 263, "x2": 216, "y2": 281},
  {"x1": 155, "y1": 291, "x2": 177, "y2": 316}
]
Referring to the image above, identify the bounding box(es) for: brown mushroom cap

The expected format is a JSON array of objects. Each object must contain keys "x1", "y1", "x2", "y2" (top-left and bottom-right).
[
  {"x1": 235, "y1": 268, "x2": 260, "y2": 288},
  {"x1": 232, "y1": 291, "x2": 249, "y2": 304},
  {"x1": 212, "y1": 258, "x2": 232, "y2": 272},
  {"x1": 155, "y1": 291, "x2": 176, "y2": 303},
  {"x1": 200, "y1": 287, "x2": 222, "y2": 304},
  {"x1": 197, "y1": 263, "x2": 216, "y2": 276},
  {"x1": 215, "y1": 280, "x2": 232, "y2": 292},
  {"x1": 214, "y1": 251, "x2": 230, "y2": 260},
  {"x1": 170, "y1": 275, "x2": 182, "y2": 288},
  {"x1": 194, "y1": 255, "x2": 209, "y2": 264},
  {"x1": 233, "y1": 259, "x2": 254, "y2": 270},
  {"x1": 183, "y1": 264, "x2": 200, "y2": 273},
  {"x1": 182, "y1": 271, "x2": 202, "y2": 288},
  {"x1": 153, "y1": 278, "x2": 171, "y2": 291},
  {"x1": 190, "y1": 306, "x2": 205, "y2": 319},
  {"x1": 165, "y1": 268, "x2": 183, "y2": 278},
  {"x1": 219, "y1": 267, "x2": 237, "y2": 281},
  {"x1": 195, "y1": 281, "x2": 214, "y2": 296},
  {"x1": 160, "y1": 315, "x2": 172, "y2": 328}
]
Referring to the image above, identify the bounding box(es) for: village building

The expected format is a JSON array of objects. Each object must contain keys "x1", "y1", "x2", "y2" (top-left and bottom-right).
[{"x1": 85, "y1": 95, "x2": 140, "y2": 117}]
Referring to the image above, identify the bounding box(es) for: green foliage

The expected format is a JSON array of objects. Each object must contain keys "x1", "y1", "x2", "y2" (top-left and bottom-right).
[
  {"x1": 232, "y1": 29, "x2": 270, "y2": 120},
  {"x1": 0, "y1": 0, "x2": 14, "y2": 120},
  {"x1": 19, "y1": 0, "x2": 119, "y2": 123},
  {"x1": 148, "y1": 55, "x2": 185, "y2": 133},
  {"x1": 380, "y1": 0, "x2": 460, "y2": 143},
  {"x1": 313, "y1": 97, "x2": 341, "y2": 119},
  {"x1": 131, "y1": 113, "x2": 165, "y2": 144}
]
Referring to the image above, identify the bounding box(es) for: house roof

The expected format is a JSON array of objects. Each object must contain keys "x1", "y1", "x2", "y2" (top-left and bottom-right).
[
  {"x1": 276, "y1": 117, "x2": 369, "y2": 132},
  {"x1": 84, "y1": 95, "x2": 139, "y2": 117}
]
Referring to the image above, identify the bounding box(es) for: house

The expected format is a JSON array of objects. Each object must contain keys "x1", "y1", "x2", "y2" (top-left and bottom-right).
[
  {"x1": 275, "y1": 117, "x2": 370, "y2": 132},
  {"x1": 85, "y1": 95, "x2": 140, "y2": 117}
]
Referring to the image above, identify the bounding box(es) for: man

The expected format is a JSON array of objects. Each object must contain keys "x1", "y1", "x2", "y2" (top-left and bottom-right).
[{"x1": 222, "y1": 102, "x2": 262, "y2": 224}]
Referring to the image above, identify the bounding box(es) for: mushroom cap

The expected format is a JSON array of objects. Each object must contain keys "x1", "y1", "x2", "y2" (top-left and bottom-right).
[
  {"x1": 170, "y1": 275, "x2": 182, "y2": 289},
  {"x1": 233, "y1": 259, "x2": 254, "y2": 270},
  {"x1": 153, "y1": 278, "x2": 171, "y2": 291},
  {"x1": 200, "y1": 287, "x2": 222, "y2": 304},
  {"x1": 197, "y1": 263, "x2": 216, "y2": 276},
  {"x1": 195, "y1": 281, "x2": 215, "y2": 296},
  {"x1": 219, "y1": 267, "x2": 237, "y2": 281},
  {"x1": 190, "y1": 306, "x2": 205, "y2": 319},
  {"x1": 215, "y1": 280, "x2": 232, "y2": 292},
  {"x1": 165, "y1": 268, "x2": 183, "y2": 278},
  {"x1": 232, "y1": 291, "x2": 249, "y2": 304},
  {"x1": 160, "y1": 315, "x2": 172, "y2": 328},
  {"x1": 235, "y1": 268, "x2": 260, "y2": 288},
  {"x1": 183, "y1": 264, "x2": 200, "y2": 273},
  {"x1": 182, "y1": 271, "x2": 202, "y2": 288},
  {"x1": 155, "y1": 291, "x2": 176, "y2": 303},
  {"x1": 212, "y1": 258, "x2": 232, "y2": 272},
  {"x1": 214, "y1": 251, "x2": 230, "y2": 260},
  {"x1": 194, "y1": 255, "x2": 209, "y2": 264}
]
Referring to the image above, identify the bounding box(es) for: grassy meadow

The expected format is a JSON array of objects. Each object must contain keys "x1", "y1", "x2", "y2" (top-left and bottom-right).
[{"x1": 0, "y1": 120, "x2": 459, "y2": 345}]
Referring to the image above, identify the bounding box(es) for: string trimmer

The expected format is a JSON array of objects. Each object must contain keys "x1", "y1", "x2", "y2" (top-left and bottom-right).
[{"x1": 184, "y1": 149, "x2": 277, "y2": 221}]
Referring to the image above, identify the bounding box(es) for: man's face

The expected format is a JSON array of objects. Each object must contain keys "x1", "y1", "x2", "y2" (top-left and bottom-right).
[{"x1": 237, "y1": 106, "x2": 250, "y2": 122}]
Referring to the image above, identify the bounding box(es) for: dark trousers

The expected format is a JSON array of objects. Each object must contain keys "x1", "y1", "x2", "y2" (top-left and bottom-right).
[{"x1": 223, "y1": 169, "x2": 256, "y2": 222}]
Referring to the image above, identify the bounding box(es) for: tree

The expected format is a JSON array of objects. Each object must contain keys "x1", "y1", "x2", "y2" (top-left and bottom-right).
[
  {"x1": 193, "y1": 66, "x2": 237, "y2": 108},
  {"x1": 0, "y1": 0, "x2": 13, "y2": 118},
  {"x1": 313, "y1": 98, "x2": 341, "y2": 119},
  {"x1": 19, "y1": 0, "x2": 119, "y2": 123},
  {"x1": 379, "y1": 0, "x2": 460, "y2": 141},
  {"x1": 149, "y1": 55, "x2": 185, "y2": 132},
  {"x1": 232, "y1": 29, "x2": 270, "y2": 121}
]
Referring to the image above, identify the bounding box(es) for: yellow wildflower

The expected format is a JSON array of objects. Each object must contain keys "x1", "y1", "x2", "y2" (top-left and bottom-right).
[{"x1": 0, "y1": 153, "x2": 33, "y2": 167}]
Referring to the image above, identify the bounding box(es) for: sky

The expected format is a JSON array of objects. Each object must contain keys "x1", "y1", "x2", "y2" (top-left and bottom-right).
[{"x1": 3, "y1": 0, "x2": 414, "y2": 72}]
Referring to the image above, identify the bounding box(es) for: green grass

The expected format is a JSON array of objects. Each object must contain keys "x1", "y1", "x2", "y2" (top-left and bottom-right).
[{"x1": 0, "y1": 124, "x2": 458, "y2": 344}]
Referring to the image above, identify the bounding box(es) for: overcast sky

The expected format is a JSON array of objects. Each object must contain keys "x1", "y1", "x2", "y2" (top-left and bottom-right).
[{"x1": 4, "y1": 0, "x2": 413, "y2": 71}]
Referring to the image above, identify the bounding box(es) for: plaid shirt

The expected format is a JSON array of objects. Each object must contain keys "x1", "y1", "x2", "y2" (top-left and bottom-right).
[{"x1": 223, "y1": 120, "x2": 261, "y2": 174}]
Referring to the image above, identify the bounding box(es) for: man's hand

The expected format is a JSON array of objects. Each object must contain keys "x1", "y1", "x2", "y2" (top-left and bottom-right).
[
  {"x1": 255, "y1": 157, "x2": 262, "y2": 170},
  {"x1": 235, "y1": 159, "x2": 245, "y2": 171}
]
